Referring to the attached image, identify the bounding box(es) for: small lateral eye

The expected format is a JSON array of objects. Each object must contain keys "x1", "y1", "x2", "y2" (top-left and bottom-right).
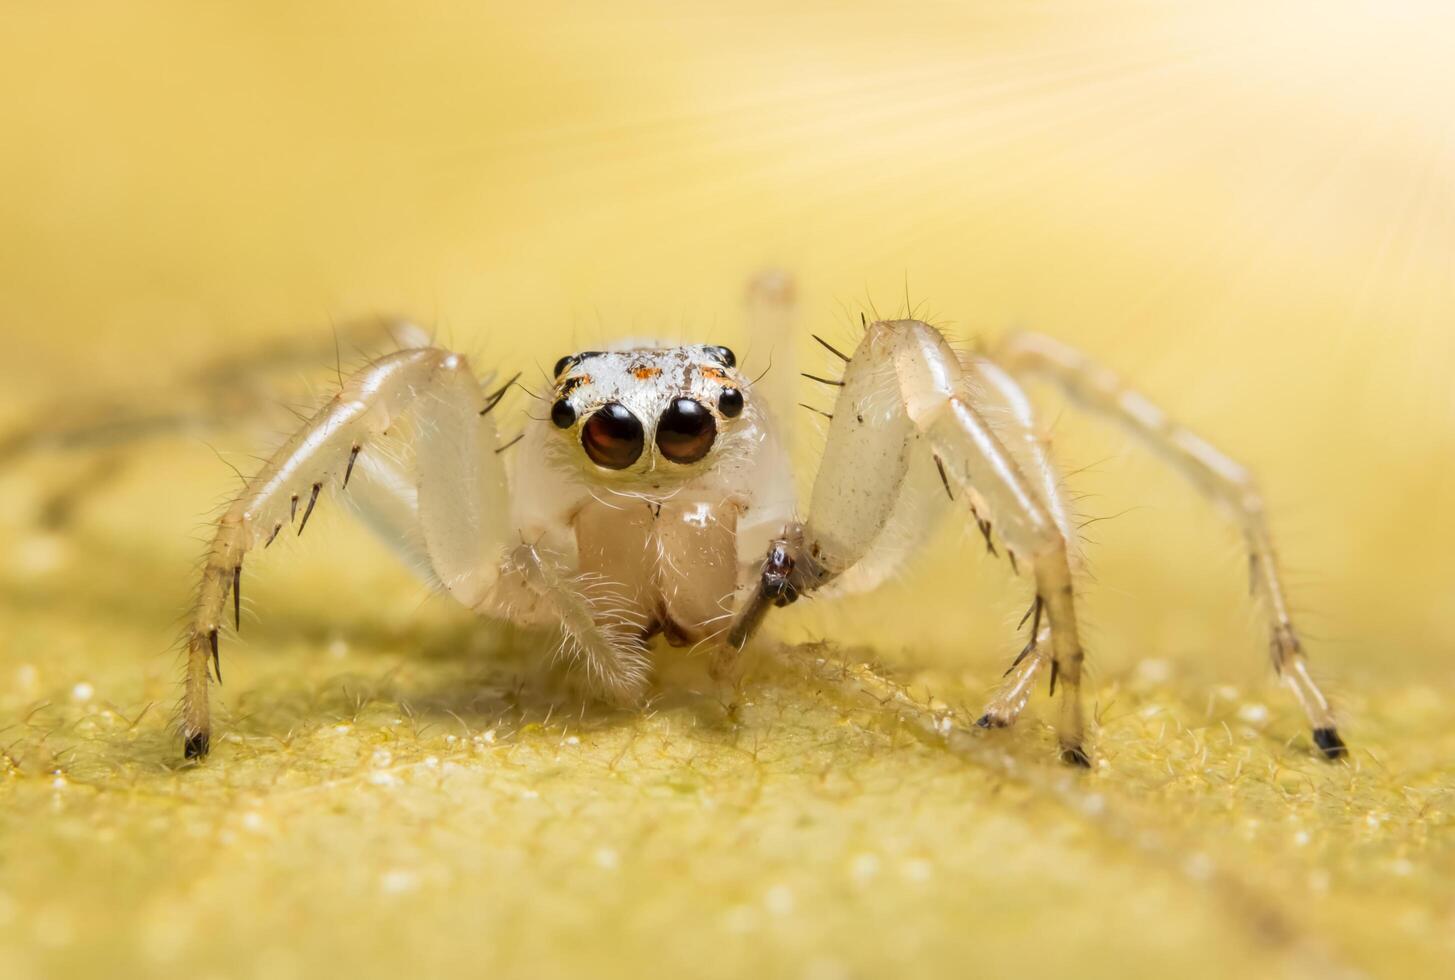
[
  {"x1": 582, "y1": 403, "x2": 644, "y2": 469},
  {"x1": 717, "y1": 387, "x2": 744, "y2": 418},
  {"x1": 656, "y1": 398, "x2": 717, "y2": 464},
  {"x1": 553, "y1": 355, "x2": 574, "y2": 378},
  {"x1": 551, "y1": 399, "x2": 576, "y2": 428},
  {"x1": 709, "y1": 345, "x2": 736, "y2": 368}
]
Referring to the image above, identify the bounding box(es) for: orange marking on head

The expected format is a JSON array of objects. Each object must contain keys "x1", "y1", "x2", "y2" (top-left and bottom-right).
[
  {"x1": 699, "y1": 366, "x2": 728, "y2": 382},
  {"x1": 632, "y1": 365, "x2": 662, "y2": 380}
]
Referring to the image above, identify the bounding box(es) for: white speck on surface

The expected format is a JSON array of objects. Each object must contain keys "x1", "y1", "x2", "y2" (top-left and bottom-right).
[
  {"x1": 722, "y1": 904, "x2": 757, "y2": 934},
  {"x1": 33, "y1": 903, "x2": 75, "y2": 948},
  {"x1": 71, "y1": 682, "x2": 94, "y2": 703},
  {"x1": 1136, "y1": 658, "x2": 1173, "y2": 684},
  {"x1": 763, "y1": 884, "x2": 795, "y2": 916},
  {"x1": 1237, "y1": 702, "x2": 1269, "y2": 724},
  {"x1": 1293, "y1": 830, "x2": 1311, "y2": 847},
  {"x1": 371, "y1": 749, "x2": 393, "y2": 768},
  {"x1": 333, "y1": 724, "x2": 351, "y2": 734},
  {"x1": 14, "y1": 533, "x2": 66, "y2": 575},
  {"x1": 14, "y1": 664, "x2": 39, "y2": 696},
  {"x1": 424, "y1": 756, "x2": 439, "y2": 769},
  {"x1": 327, "y1": 638, "x2": 349, "y2": 659},
  {"x1": 242, "y1": 812, "x2": 266, "y2": 833},
  {"x1": 594, "y1": 847, "x2": 619, "y2": 870},
  {"x1": 368, "y1": 771, "x2": 400, "y2": 787},
  {"x1": 482, "y1": 729, "x2": 497, "y2": 744},
  {"x1": 902, "y1": 859, "x2": 933, "y2": 883},
  {"x1": 520, "y1": 789, "x2": 539, "y2": 800},
  {"x1": 1390, "y1": 858, "x2": 1414, "y2": 877},
  {"x1": 1184, "y1": 853, "x2": 1214, "y2": 881},
  {"x1": 51, "y1": 775, "x2": 67, "y2": 789},
  {"x1": 379, "y1": 869, "x2": 420, "y2": 895},
  {"x1": 803, "y1": 957, "x2": 850, "y2": 980},
  {"x1": 1215, "y1": 685, "x2": 1240, "y2": 701},
  {"x1": 849, "y1": 852, "x2": 880, "y2": 884},
  {"x1": 564, "y1": 735, "x2": 580, "y2": 746}
]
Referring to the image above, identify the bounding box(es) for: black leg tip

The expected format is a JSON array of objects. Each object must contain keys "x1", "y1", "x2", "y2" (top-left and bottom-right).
[
  {"x1": 1312, "y1": 727, "x2": 1347, "y2": 760},
  {"x1": 183, "y1": 732, "x2": 210, "y2": 760},
  {"x1": 975, "y1": 713, "x2": 999, "y2": 729},
  {"x1": 1060, "y1": 744, "x2": 1092, "y2": 768}
]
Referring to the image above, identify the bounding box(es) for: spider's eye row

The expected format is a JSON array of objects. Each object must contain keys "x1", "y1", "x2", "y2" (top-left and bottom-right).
[
  {"x1": 717, "y1": 387, "x2": 744, "y2": 418},
  {"x1": 656, "y1": 398, "x2": 717, "y2": 464},
  {"x1": 709, "y1": 345, "x2": 736, "y2": 369},
  {"x1": 582, "y1": 402, "x2": 644, "y2": 469},
  {"x1": 554, "y1": 351, "x2": 605, "y2": 378},
  {"x1": 550, "y1": 399, "x2": 576, "y2": 429}
]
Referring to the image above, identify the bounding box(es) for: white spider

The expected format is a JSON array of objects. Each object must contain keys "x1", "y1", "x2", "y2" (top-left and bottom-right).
[{"x1": 179, "y1": 288, "x2": 1346, "y2": 767}]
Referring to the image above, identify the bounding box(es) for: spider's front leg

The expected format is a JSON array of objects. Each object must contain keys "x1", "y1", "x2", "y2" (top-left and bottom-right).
[
  {"x1": 180, "y1": 347, "x2": 509, "y2": 759},
  {"x1": 733, "y1": 319, "x2": 1094, "y2": 766}
]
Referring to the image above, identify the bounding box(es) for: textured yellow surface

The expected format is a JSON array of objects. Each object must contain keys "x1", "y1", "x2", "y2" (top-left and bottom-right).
[{"x1": 1, "y1": 3, "x2": 1452, "y2": 978}]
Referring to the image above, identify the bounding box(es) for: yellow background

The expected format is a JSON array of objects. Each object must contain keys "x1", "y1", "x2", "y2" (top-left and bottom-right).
[{"x1": 0, "y1": 3, "x2": 1451, "y2": 978}]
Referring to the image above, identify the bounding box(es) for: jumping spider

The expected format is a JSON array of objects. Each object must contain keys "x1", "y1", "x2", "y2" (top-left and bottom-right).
[{"x1": 178, "y1": 301, "x2": 1347, "y2": 766}]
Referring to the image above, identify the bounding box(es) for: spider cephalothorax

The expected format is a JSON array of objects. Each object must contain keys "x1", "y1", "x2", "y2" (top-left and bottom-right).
[
  {"x1": 546, "y1": 344, "x2": 749, "y2": 479},
  {"x1": 177, "y1": 292, "x2": 1346, "y2": 768}
]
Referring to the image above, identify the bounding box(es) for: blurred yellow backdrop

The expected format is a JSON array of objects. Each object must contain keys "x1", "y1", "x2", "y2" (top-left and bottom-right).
[
  {"x1": 3, "y1": 0, "x2": 1451, "y2": 668},
  {"x1": 0, "y1": 2, "x2": 1452, "y2": 978}
]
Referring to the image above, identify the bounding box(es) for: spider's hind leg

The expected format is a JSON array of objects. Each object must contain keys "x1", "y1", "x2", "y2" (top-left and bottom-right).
[
  {"x1": 994, "y1": 331, "x2": 1346, "y2": 760},
  {"x1": 0, "y1": 318, "x2": 428, "y2": 531}
]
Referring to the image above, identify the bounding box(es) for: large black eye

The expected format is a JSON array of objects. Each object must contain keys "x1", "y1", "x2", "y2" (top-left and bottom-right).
[
  {"x1": 717, "y1": 388, "x2": 744, "y2": 418},
  {"x1": 551, "y1": 399, "x2": 576, "y2": 429},
  {"x1": 656, "y1": 398, "x2": 717, "y2": 464},
  {"x1": 582, "y1": 403, "x2": 643, "y2": 469},
  {"x1": 709, "y1": 345, "x2": 736, "y2": 368}
]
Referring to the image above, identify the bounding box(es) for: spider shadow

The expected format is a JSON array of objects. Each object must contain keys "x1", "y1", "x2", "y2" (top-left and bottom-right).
[{"x1": 161, "y1": 609, "x2": 750, "y2": 766}]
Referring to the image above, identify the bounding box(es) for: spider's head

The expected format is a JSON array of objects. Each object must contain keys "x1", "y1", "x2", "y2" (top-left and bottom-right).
[{"x1": 544, "y1": 343, "x2": 753, "y2": 485}]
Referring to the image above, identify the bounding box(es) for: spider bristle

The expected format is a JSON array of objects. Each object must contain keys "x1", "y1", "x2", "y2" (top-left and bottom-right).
[
  {"x1": 932, "y1": 453, "x2": 955, "y2": 502},
  {"x1": 297, "y1": 482, "x2": 322, "y2": 534},
  {"x1": 480, "y1": 372, "x2": 521, "y2": 416},
  {"x1": 811, "y1": 334, "x2": 851, "y2": 363},
  {"x1": 208, "y1": 628, "x2": 222, "y2": 685}
]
